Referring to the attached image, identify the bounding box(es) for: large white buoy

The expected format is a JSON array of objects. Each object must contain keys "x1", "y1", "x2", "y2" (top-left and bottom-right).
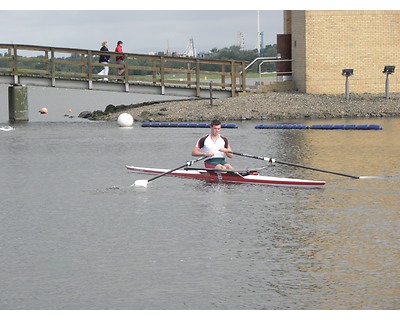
[{"x1": 117, "y1": 113, "x2": 134, "y2": 127}]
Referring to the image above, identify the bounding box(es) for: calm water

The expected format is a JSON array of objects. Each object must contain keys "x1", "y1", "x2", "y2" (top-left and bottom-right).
[{"x1": 1, "y1": 93, "x2": 399, "y2": 309}]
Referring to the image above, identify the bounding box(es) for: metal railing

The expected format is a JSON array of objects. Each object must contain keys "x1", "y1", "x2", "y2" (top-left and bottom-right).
[{"x1": 246, "y1": 56, "x2": 293, "y2": 82}]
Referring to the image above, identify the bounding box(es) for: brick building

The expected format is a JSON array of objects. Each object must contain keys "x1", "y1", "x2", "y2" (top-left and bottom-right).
[{"x1": 282, "y1": 10, "x2": 400, "y2": 94}]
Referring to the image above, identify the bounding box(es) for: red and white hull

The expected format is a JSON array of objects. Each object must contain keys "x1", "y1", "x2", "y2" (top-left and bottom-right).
[{"x1": 126, "y1": 165, "x2": 326, "y2": 188}]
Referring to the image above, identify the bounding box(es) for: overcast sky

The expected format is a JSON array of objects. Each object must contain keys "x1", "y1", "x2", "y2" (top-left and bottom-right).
[
  {"x1": 0, "y1": 10, "x2": 283, "y2": 54},
  {"x1": 1, "y1": 1, "x2": 399, "y2": 55}
]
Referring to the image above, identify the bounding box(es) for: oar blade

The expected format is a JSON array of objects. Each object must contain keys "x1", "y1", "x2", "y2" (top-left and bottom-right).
[
  {"x1": 134, "y1": 180, "x2": 149, "y2": 187},
  {"x1": 358, "y1": 175, "x2": 392, "y2": 179}
]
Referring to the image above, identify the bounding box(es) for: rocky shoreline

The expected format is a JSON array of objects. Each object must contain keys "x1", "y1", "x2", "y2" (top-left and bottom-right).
[{"x1": 81, "y1": 92, "x2": 400, "y2": 122}]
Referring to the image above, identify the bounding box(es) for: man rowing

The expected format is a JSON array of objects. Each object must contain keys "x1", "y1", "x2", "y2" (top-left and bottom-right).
[{"x1": 191, "y1": 119, "x2": 233, "y2": 170}]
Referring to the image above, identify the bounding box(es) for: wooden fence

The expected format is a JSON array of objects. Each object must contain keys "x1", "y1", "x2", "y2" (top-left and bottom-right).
[{"x1": 0, "y1": 44, "x2": 247, "y2": 97}]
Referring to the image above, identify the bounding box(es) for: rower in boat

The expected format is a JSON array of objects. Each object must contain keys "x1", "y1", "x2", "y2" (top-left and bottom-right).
[{"x1": 192, "y1": 119, "x2": 233, "y2": 170}]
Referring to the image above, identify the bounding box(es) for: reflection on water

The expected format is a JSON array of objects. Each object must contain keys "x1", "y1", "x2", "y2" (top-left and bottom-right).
[{"x1": 0, "y1": 118, "x2": 399, "y2": 309}]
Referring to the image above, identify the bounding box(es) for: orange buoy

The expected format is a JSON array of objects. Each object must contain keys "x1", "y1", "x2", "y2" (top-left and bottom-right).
[
  {"x1": 39, "y1": 107, "x2": 48, "y2": 114},
  {"x1": 67, "y1": 108, "x2": 72, "y2": 113}
]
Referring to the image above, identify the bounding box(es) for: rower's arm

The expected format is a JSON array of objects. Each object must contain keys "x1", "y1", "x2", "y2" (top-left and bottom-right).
[
  {"x1": 220, "y1": 148, "x2": 233, "y2": 159},
  {"x1": 192, "y1": 146, "x2": 209, "y2": 157}
]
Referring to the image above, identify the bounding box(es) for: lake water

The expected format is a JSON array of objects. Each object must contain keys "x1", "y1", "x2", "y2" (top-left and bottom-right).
[{"x1": 0, "y1": 87, "x2": 399, "y2": 310}]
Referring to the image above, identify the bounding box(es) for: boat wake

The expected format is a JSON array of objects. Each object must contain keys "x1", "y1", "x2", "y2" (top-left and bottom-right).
[
  {"x1": 0, "y1": 125, "x2": 15, "y2": 131},
  {"x1": 91, "y1": 186, "x2": 122, "y2": 194}
]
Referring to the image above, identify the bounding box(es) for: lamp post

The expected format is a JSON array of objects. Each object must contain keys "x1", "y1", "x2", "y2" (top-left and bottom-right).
[
  {"x1": 383, "y1": 65, "x2": 395, "y2": 98},
  {"x1": 342, "y1": 69, "x2": 353, "y2": 100}
]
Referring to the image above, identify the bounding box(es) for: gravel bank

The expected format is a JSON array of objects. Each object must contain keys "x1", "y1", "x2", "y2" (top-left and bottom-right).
[{"x1": 86, "y1": 92, "x2": 400, "y2": 122}]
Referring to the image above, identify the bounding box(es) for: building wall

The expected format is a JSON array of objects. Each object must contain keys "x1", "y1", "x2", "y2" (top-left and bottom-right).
[
  {"x1": 288, "y1": 11, "x2": 307, "y2": 92},
  {"x1": 288, "y1": 10, "x2": 400, "y2": 94}
]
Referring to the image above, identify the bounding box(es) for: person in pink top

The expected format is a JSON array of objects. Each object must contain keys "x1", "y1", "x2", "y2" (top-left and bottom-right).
[
  {"x1": 192, "y1": 119, "x2": 233, "y2": 170},
  {"x1": 115, "y1": 40, "x2": 125, "y2": 75}
]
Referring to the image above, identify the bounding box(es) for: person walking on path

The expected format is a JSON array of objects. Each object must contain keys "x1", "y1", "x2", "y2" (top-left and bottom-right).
[
  {"x1": 115, "y1": 40, "x2": 125, "y2": 76},
  {"x1": 192, "y1": 119, "x2": 233, "y2": 170},
  {"x1": 97, "y1": 41, "x2": 110, "y2": 80}
]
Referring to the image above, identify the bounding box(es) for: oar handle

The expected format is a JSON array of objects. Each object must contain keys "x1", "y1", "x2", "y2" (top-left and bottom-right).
[{"x1": 228, "y1": 151, "x2": 270, "y2": 162}]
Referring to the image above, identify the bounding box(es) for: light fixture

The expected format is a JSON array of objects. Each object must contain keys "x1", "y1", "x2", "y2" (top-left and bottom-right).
[
  {"x1": 342, "y1": 69, "x2": 354, "y2": 77},
  {"x1": 342, "y1": 69, "x2": 353, "y2": 100},
  {"x1": 383, "y1": 65, "x2": 395, "y2": 74},
  {"x1": 383, "y1": 66, "x2": 395, "y2": 98}
]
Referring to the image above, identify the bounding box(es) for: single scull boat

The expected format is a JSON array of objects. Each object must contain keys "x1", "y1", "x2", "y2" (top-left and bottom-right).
[{"x1": 126, "y1": 165, "x2": 326, "y2": 188}]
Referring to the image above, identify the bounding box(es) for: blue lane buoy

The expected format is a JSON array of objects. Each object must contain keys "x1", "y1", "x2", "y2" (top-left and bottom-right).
[
  {"x1": 310, "y1": 124, "x2": 383, "y2": 130},
  {"x1": 141, "y1": 122, "x2": 238, "y2": 128},
  {"x1": 222, "y1": 123, "x2": 238, "y2": 129},
  {"x1": 367, "y1": 124, "x2": 383, "y2": 130},
  {"x1": 255, "y1": 123, "x2": 309, "y2": 129},
  {"x1": 254, "y1": 123, "x2": 383, "y2": 130}
]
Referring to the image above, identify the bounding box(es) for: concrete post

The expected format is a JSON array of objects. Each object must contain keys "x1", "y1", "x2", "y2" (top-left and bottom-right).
[
  {"x1": 8, "y1": 85, "x2": 29, "y2": 122},
  {"x1": 209, "y1": 81, "x2": 213, "y2": 105},
  {"x1": 385, "y1": 74, "x2": 390, "y2": 99},
  {"x1": 345, "y1": 76, "x2": 350, "y2": 100}
]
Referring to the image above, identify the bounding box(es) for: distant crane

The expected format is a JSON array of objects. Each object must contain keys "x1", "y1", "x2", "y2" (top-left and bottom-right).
[
  {"x1": 182, "y1": 37, "x2": 196, "y2": 57},
  {"x1": 166, "y1": 40, "x2": 170, "y2": 56},
  {"x1": 257, "y1": 11, "x2": 264, "y2": 56},
  {"x1": 237, "y1": 31, "x2": 245, "y2": 50}
]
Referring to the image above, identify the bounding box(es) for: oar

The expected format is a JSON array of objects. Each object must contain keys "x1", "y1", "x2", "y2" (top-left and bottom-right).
[
  {"x1": 134, "y1": 155, "x2": 207, "y2": 187},
  {"x1": 227, "y1": 151, "x2": 361, "y2": 179}
]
